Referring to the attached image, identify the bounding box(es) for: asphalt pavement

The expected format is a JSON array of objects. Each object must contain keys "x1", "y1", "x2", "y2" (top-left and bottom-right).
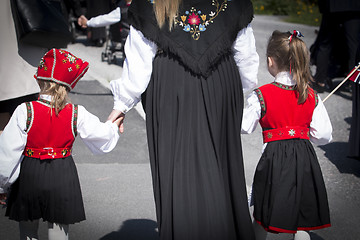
[{"x1": 1, "y1": 15, "x2": 360, "y2": 240}]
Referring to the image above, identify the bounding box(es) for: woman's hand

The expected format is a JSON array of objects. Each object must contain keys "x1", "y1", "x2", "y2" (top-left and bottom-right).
[
  {"x1": 0, "y1": 193, "x2": 7, "y2": 206},
  {"x1": 108, "y1": 109, "x2": 125, "y2": 133},
  {"x1": 77, "y1": 15, "x2": 89, "y2": 28}
]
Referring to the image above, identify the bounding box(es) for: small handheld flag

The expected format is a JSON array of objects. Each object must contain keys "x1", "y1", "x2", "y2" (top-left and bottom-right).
[
  {"x1": 349, "y1": 63, "x2": 360, "y2": 84},
  {"x1": 323, "y1": 62, "x2": 360, "y2": 103}
]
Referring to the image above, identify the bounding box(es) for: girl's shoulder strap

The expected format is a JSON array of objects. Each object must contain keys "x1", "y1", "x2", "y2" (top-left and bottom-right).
[
  {"x1": 25, "y1": 102, "x2": 34, "y2": 133},
  {"x1": 72, "y1": 104, "x2": 78, "y2": 138},
  {"x1": 254, "y1": 88, "x2": 266, "y2": 119}
]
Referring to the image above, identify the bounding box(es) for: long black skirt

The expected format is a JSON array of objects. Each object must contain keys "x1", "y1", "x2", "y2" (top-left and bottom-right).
[
  {"x1": 6, "y1": 156, "x2": 86, "y2": 224},
  {"x1": 144, "y1": 52, "x2": 255, "y2": 240},
  {"x1": 349, "y1": 82, "x2": 360, "y2": 159},
  {"x1": 253, "y1": 139, "x2": 331, "y2": 233}
]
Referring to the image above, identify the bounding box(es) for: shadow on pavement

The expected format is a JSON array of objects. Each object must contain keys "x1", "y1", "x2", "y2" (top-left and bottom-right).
[
  {"x1": 320, "y1": 142, "x2": 360, "y2": 178},
  {"x1": 99, "y1": 219, "x2": 159, "y2": 240},
  {"x1": 310, "y1": 232, "x2": 325, "y2": 240}
]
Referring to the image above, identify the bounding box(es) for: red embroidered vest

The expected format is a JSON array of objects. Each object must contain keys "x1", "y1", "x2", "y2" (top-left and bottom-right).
[
  {"x1": 23, "y1": 100, "x2": 78, "y2": 159},
  {"x1": 255, "y1": 83, "x2": 318, "y2": 143}
]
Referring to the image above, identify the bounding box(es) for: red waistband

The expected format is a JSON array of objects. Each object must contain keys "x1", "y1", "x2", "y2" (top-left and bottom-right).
[
  {"x1": 23, "y1": 147, "x2": 72, "y2": 160},
  {"x1": 262, "y1": 126, "x2": 310, "y2": 143}
]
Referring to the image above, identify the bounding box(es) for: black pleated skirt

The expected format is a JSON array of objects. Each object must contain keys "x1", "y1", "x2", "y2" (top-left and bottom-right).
[
  {"x1": 349, "y1": 82, "x2": 360, "y2": 159},
  {"x1": 143, "y1": 52, "x2": 255, "y2": 240},
  {"x1": 5, "y1": 156, "x2": 85, "y2": 224},
  {"x1": 252, "y1": 139, "x2": 331, "y2": 233}
]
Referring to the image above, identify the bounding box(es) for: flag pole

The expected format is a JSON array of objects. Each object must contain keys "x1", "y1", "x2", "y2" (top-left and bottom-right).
[{"x1": 323, "y1": 63, "x2": 360, "y2": 103}]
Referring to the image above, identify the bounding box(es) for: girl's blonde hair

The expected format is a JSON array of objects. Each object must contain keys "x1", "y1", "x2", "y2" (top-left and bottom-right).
[
  {"x1": 153, "y1": 0, "x2": 182, "y2": 30},
  {"x1": 38, "y1": 80, "x2": 70, "y2": 115},
  {"x1": 266, "y1": 30, "x2": 313, "y2": 104}
]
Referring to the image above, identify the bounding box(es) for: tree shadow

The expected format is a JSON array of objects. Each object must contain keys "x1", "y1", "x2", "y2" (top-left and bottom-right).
[
  {"x1": 319, "y1": 142, "x2": 360, "y2": 178},
  {"x1": 99, "y1": 219, "x2": 159, "y2": 240}
]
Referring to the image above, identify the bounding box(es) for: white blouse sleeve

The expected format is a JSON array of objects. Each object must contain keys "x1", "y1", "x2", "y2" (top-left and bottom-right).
[
  {"x1": 232, "y1": 24, "x2": 259, "y2": 94},
  {"x1": 241, "y1": 91, "x2": 261, "y2": 134},
  {"x1": 309, "y1": 96, "x2": 333, "y2": 145},
  {"x1": 110, "y1": 26, "x2": 158, "y2": 113},
  {"x1": 87, "y1": 7, "x2": 121, "y2": 28},
  {"x1": 0, "y1": 103, "x2": 28, "y2": 193},
  {"x1": 77, "y1": 105, "x2": 120, "y2": 154}
]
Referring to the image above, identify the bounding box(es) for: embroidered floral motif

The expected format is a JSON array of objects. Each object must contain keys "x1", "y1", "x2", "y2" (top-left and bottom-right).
[
  {"x1": 146, "y1": 0, "x2": 230, "y2": 40},
  {"x1": 62, "y1": 149, "x2": 68, "y2": 156},
  {"x1": 288, "y1": 129, "x2": 296, "y2": 136},
  {"x1": 174, "y1": 0, "x2": 230, "y2": 40},
  {"x1": 26, "y1": 148, "x2": 34, "y2": 157},
  {"x1": 59, "y1": 50, "x2": 78, "y2": 64},
  {"x1": 38, "y1": 58, "x2": 48, "y2": 71},
  {"x1": 267, "y1": 132, "x2": 273, "y2": 139},
  {"x1": 272, "y1": 82, "x2": 295, "y2": 90}
]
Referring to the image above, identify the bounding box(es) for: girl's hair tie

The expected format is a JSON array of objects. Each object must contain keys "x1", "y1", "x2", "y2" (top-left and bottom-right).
[{"x1": 288, "y1": 30, "x2": 304, "y2": 43}]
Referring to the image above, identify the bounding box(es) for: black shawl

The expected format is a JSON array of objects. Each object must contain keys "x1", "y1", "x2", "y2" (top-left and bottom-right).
[{"x1": 128, "y1": 0, "x2": 254, "y2": 77}]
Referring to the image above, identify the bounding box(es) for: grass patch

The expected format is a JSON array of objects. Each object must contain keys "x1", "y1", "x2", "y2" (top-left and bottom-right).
[{"x1": 252, "y1": 0, "x2": 321, "y2": 26}]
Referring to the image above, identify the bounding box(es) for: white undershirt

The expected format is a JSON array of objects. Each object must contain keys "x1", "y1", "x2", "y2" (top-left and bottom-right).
[
  {"x1": 0, "y1": 95, "x2": 120, "y2": 193},
  {"x1": 241, "y1": 71, "x2": 333, "y2": 148},
  {"x1": 110, "y1": 24, "x2": 260, "y2": 113}
]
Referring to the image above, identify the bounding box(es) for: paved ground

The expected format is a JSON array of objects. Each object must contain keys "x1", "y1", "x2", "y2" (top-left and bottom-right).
[{"x1": 1, "y1": 15, "x2": 360, "y2": 240}]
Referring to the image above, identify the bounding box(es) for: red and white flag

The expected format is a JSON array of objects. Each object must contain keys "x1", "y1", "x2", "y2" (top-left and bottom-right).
[{"x1": 348, "y1": 63, "x2": 360, "y2": 84}]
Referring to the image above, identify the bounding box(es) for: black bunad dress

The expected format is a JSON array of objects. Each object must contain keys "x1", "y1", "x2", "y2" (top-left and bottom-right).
[
  {"x1": 127, "y1": 0, "x2": 257, "y2": 239},
  {"x1": 252, "y1": 83, "x2": 331, "y2": 233},
  {"x1": 6, "y1": 100, "x2": 85, "y2": 224}
]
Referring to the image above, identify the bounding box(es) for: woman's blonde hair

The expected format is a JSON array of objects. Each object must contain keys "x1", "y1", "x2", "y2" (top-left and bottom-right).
[
  {"x1": 266, "y1": 30, "x2": 313, "y2": 104},
  {"x1": 154, "y1": 0, "x2": 182, "y2": 30},
  {"x1": 38, "y1": 80, "x2": 70, "y2": 115}
]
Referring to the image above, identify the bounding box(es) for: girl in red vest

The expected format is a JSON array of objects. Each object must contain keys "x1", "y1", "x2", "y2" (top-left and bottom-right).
[
  {"x1": 0, "y1": 49, "x2": 121, "y2": 240},
  {"x1": 242, "y1": 30, "x2": 332, "y2": 240}
]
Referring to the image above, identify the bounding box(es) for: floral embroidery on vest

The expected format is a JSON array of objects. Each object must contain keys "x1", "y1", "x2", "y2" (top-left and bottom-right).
[
  {"x1": 72, "y1": 104, "x2": 78, "y2": 137},
  {"x1": 37, "y1": 99, "x2": 52, "y2": 107},
  {"x1": 254, "y1": 88, "x2": 266, "y2": 119},
  {"x1": 271, "y1": 82, "x2": 295, "y2": 90},
  {"x1": 25, "y1": 102, "x2": 34, "y2": 132}
]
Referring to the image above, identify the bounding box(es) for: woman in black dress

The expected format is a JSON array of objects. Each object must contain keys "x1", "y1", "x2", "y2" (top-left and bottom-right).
[{"x1": 108, "y1": 0, "x2": 259, "y2": 239}]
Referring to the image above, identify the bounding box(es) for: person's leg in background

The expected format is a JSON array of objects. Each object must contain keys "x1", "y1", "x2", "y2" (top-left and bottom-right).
[{"x1": 19, "y1": 220, "x2": 39, "y2": 240}]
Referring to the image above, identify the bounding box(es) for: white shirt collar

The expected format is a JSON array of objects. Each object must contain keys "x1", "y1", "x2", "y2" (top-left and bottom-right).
[
  {"x1": 39, "y1": 94, "x2": 52, "y2": 101},
  {"x1": 274, "y1": 71, "x2": 296, "y2": 86}
]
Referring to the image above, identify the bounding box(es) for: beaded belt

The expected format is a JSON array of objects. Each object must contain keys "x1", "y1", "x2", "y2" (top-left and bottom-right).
[
  {"x1": 262, "y1": 126, "x2": 310, "y2": 143},
  {"x1": 23, "y1": 147, "x2": 72, "y2": 160}
]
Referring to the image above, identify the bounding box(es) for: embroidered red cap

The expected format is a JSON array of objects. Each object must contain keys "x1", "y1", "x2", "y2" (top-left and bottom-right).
[{"x1": 34, "y1": 48, "x2": 89, "y2": 90}]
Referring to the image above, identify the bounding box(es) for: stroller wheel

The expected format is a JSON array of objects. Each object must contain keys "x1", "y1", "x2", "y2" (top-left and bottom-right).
[{"x1": 108, "y1": 53, "x2": 113, "y2": 64}]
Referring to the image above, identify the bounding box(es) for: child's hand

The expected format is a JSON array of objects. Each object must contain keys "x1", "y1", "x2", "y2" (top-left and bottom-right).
[
  {"x1": 108, "y1": 110, "x2": 125, "y2": 133},
  {"x1": 114, "y1": 115, "x2": 125, "y2": 132},
  {"x1": 0, "y1": 193, "x2": 7, "y2": 205}
]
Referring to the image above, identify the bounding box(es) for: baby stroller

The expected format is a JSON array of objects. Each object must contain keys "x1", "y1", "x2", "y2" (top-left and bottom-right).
[{"x1": 101, "y1": 3, "x2": 130, "y2": 64}]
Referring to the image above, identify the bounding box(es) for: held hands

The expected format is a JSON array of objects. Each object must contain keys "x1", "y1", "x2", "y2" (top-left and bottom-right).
[
  {"x1": 108, "y1": 109, "x2": 125, "y2": 133},
  {"x1": 0, "y1": 193, "x2": 7, "y2": 206},
  {"x1": 77, "y1": 15, "x2": 89, "y2": 28}
]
